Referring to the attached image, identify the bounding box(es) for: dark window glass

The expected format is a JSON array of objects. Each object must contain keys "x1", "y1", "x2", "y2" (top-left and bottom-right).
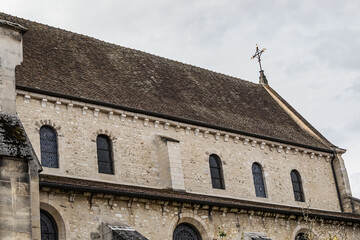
[
  {"x1": 252, "y1": 163, "x2": 267, "y2": 198},
  {"x1": 173, "y1": 223, "x2": 201, "y2": 240},
  {"x1": 41, "y1": 210, "x2": 58, "y2": 240},
  {"x1": 291, "y1": 170, "x2": 305, "y2": 202},
  {"x1": 40, "y1": 126, "x2": 58, "y2": 168},
  {"x1": 209, "y1": 154, "x2": 225, "y2": 189},
  {"x1": 97, "y1": 135, "x2": 114, "y2": 174},
  {"x1": 295, "y1": 233, "x2": 308, "y2": 240}
]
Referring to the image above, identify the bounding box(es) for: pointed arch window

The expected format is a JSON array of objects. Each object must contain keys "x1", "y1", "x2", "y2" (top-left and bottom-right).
[
  {"x1": 40, "y1": 126, "x2": 58, "y2": 168},
  {"x1": 291, "y1": 170, "x2": 305, "y2": 202},
  {"x1": 97, "y1": 135, "x2": 114, "y2": 174},
  {"x1": 252, "y1": 163, "x2": 267, "y2": 198},
  {"x1": 209, "y1": 154, "x2": 225, "y2": 189}
]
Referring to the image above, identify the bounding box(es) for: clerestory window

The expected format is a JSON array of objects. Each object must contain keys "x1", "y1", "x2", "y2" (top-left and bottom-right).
[
  {"x1": 209, "y1": 154, "x2": 225, "y2": 189},
  {"x1": 96, "y1": 135, "x2": 114, "y2": 174},
  {"x1": 291, "y1": 170, "x2": 305, "y2": 202},
  {"x1": 252, "y1": 163, "x2": 267, "y2": 198},
  {"x1": 40, "y1": 126, "x2": 58, "y2": 168}
]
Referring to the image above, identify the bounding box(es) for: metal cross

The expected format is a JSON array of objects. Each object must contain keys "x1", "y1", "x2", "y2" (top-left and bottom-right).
[{"x1": 251, "y1": 44, "x2": 266, "y2": 71}]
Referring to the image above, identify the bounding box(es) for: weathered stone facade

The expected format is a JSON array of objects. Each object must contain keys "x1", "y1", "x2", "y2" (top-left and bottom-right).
[
  {"x1": 17, "y1": 92, "x2": 341, "y2": 212},
  {"x1": 38, "y1": 189, "x2": 359, "y2": 240},
  {"x1": 15, "y1": 90, "x2": 360, "y2": 240}
]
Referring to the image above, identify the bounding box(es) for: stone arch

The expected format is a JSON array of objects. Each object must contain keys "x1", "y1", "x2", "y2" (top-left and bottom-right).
[
  {"x1": 292, "y1": 225, "x2": 311, "y2": 240},
  {"x1": 167, "y1": 212, "x2": 213, "y2": 240},
  {"x1": 91, "y1": 129, "x2": 117, "y2": 142},
  {"x1": 40, "y1": 202, "x2": 67, "y2": 240},
  {"x1": 35, "y1": 119, "x2": 62, "y2": 136}
]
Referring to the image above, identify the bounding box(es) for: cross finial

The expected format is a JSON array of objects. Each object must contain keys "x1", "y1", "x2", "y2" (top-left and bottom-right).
[{"x1": 251, "y1": 44, "x2": 266, "y2": 71}]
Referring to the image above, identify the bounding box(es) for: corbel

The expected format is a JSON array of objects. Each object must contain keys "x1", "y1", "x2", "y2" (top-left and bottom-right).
[
  {"x1": 194, "y1": 128, "x2": 200, "y2": 136},
  {"x1": 93, "y1": 108, "x2": 99, "y2": 117},
  {"x1": 143, "y1": 118, "x2": 149, "y2": 127},
  {"x1": 120, "y1": 113, "x2": 126, "y2": 121},
  {"x1": 215, "y1": 132, "x2": 220, "y2": 140},
  {"x1": 41, "y1": 98, "x2": 48, "y2": 107},
  {"x1": 251, "y1": 140, "x2": 257, "y2": 147},
  {"x1": 154, "y1": 120, "x2": 160, "y2": 128},
  {"x1": 67, "y1": 103, "x2": 73, "y2": 110},
  {"x1": 203, "y1": 131, "x2": 209, "y2": 138},
  {"x1": 224, "y1": 134, "x2": 229, "y2": 142},
  {"x1": 132, "y1": 116, "x2": 138, "y2": 123},
  {"x1": 260, "y1": 142, "x2": 266, "y2": 150},
  {"x1": 285, "y1": 147, "x2": 291, "y2": 154},
  {"x1": 55, "y1": 100, "x2": 61, "y2": 110},
  {"x1": 24, "y1": 94, "x2": 31, "y2": 103},
  {"x1": 82, "y1": 106, "x2": 88, "y2": 114},
  {"x1": 69, "y1": 192, "x2": 75, "y2": 202},
  {"x1": 108, "y1": 111, "x2": 113, "y2": 120}
]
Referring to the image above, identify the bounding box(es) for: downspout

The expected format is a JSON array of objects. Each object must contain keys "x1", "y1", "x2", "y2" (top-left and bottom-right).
[{"x1": 330, "y1": 151, "x2": 343, "y2": 213}]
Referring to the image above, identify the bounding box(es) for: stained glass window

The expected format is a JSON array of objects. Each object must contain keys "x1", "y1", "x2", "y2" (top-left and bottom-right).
[
  {"x1": 252, "y1": 163, "x2": 266, "y2": 198},
  {"x1": 291, "y1": 170, "x2": 305, "y2": 202},
  {"x1": 173, "y1": 223, "x2": 201, "y2": 240},
  {"x1": 209, "y1": 154, "x2": 225, "y2": 189},
  {"x1": 40, "y1": 126, "x2": 58, "y2": 168},
  {"x1": 97, "y1": 135, "x2": 114, "y2": 174}
]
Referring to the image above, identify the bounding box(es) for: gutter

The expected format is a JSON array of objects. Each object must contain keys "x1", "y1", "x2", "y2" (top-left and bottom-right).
[
  {"x1": 39, "y1": 180, "x2": 360, "y2": 224},
  {"x1": 17, "y1": 85, "x2": 333, "y2": 154},
  {"x1": 331, "y1": 150, "x2": 344, "y2": 213}
]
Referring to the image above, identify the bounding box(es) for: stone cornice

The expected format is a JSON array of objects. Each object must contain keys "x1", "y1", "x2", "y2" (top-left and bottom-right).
[{"x1": 39, "y1": 174, "x2": 360, "y2": 225}]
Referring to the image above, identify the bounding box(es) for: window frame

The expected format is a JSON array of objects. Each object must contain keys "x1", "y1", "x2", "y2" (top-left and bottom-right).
[
  {"x1": 209, "y1": 154, "x2": 225, "y2": 189},
  {"x1": 39, "y1": 125, "x2": 59, "y2": 168},
  {"x1": 96, "y1": 134, "x2": 114, "y2": 174},
  {"x1": 291, "y1": 170, "x2": 305, "y2": 202},
  {"x1": 252, "y1": 162, "x2": 267, "y2": 198}
]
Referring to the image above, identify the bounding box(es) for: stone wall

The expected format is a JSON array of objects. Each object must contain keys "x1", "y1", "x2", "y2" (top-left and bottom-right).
[
  {"x1": 16, "y1": 91, "x2": 341, "y2": 212},
  {"x1": 0, "y1": 157, "x2": 31, "y2": 240},
  {"x1": 39, "y1": 190, "x2": 360, "y2": 240}
]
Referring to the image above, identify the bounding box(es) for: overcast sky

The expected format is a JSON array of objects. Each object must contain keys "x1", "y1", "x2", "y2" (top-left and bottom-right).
[{"x1": 1, "y1": 0, "x2": 359, "y2": 198}]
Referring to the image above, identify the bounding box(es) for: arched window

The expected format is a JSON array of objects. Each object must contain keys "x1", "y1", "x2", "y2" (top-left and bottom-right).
[
  {"x1": 97, "y1": 135, "x2": 114, "y2": 174},
  {"x1": 40, "y1": 126, "x2": 58, "y2": 168},
  {"x1": 295, "y1": 233, "x2": 308, "y2": 240},
  {"x1": 252, "y1": 163, "x2": 266, "y2": 198},
  {"x1": 41, "y1": 210, "x2": 58, "y2": 240},
  {"x1": 291, "y1": 170, "x2": 305, "y2": 202},
  {"x1": 173, "y1": 223, "x2": 201, "y2": 240},
  {"x1": 209, "y1": 154, "x2": 225, "y2": 189}
]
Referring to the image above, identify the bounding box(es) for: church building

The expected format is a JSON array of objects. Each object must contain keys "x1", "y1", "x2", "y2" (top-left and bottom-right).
[{"x1": 0, "y1": 12, "x2": 359, "y2": 240}]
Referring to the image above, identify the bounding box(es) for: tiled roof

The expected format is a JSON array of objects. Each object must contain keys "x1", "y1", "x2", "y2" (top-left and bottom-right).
[
  {"x1": 0, "y1": 112, "x2": 33, "y2": 159},
  {"x1": 1, "y1": 12, "x2": 333, "y2": 150},
  {"x1": 39, "y1": 174, "x2": 360, "y2": 223}
]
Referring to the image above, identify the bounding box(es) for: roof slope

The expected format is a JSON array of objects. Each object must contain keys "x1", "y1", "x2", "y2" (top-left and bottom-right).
[
  {"x1": 0, "y1": 12, "x2": 332, "y2": 150},
  {"x1": 0, "y1": 112, "x2": 34, "y2": 159}
]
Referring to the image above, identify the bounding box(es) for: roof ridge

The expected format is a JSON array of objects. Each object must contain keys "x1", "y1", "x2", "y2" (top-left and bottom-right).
[{"x1": 0, "y1": 11, "x2": 255, "y2": 86}]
